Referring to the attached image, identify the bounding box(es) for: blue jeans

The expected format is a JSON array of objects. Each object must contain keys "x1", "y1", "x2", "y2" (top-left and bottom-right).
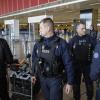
[{"x1": 39, "y1": 76, "x2": 63, "y2": 100}]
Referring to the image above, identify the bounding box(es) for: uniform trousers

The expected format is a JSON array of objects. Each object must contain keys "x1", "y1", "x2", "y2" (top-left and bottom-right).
[{"x1": 73, "y1": 64, "x2": 93, "y2": 100}]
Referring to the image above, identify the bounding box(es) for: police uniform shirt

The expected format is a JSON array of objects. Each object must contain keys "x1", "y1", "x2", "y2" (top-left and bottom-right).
[
  {"x1": 32, "y1": 34, "x2": 74, "y2": 85},
  {"x1": 90, "y1": 42, "x2": 100, "y2": 81},
  {"x1": 69, "y1": 34, "x2": 96, "y2": 63}
]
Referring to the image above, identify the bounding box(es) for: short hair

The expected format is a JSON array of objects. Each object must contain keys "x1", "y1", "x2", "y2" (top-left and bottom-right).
[
  {"x1": 40, "y1": 18, "x2": 54, "y2": 29},
  {"x1": 76, "y1": 21, "x2": 86, "y2": 29}
]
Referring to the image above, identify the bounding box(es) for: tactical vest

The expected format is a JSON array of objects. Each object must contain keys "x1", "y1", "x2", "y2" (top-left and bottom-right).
[
  {"x1": 72, "y1": 39, "x2": 93, "y2": 64},
  {"x1": 36, "y1": 37, "x2": 64, "y2": 77}
]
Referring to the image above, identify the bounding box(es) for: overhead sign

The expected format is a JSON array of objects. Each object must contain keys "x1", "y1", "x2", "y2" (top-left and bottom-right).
[{"x1": 28, "y1": 15, "x2": 53, "y2": 23}]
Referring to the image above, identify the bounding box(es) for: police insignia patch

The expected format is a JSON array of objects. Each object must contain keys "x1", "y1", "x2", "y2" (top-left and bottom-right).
[{"x1": 93, "y1": 52, "x2": 99, "y2": 59}]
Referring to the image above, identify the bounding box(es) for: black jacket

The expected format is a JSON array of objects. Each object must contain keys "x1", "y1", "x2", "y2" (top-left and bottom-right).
[
  {"x1": 69, "y1": 34, "x2": 96, "y2": 64},
  {"x1": 0, "y1": 38, "x2": 13, "y2": 72}
]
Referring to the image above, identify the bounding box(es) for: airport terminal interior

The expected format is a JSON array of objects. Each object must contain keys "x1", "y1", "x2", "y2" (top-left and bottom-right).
[{"x1": 0, "y1": 0, "x2": 100, "y2": 100}]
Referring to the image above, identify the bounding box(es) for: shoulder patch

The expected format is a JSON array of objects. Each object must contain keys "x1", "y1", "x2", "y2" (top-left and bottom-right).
[{"x1": 93, "y1": 52, "x2": 99, "y2": 59}]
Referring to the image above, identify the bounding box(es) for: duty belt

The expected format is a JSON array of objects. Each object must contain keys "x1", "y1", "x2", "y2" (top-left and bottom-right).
[{"x1": 41, "y1": 70, "x2": 62, "y2": 78}]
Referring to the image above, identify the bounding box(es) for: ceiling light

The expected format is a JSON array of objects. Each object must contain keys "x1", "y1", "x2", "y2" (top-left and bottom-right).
[
  {"x1": 90, "y1": 2, "x2": 100, "y2": 6},
  {"x1": 97, "y1": 23, "x2": 100, "y2": 26}
]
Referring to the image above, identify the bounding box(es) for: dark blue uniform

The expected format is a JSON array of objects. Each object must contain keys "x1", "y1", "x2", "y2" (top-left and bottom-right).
[
  {"x1": 32, "y1": 34, "x2": 73, "y2": 100},
  {"x1": 90, "y1": 41, "x2": 100, "y2": 81},
  {"x1": 69, "y1": 34, "x2": 96, "y2": 100}
]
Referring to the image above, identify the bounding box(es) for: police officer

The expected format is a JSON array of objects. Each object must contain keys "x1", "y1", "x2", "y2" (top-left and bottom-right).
[
  {"x1": 89, "y1": 25, "x2": 97, "y2": 40},
  {"x1": 69, "y1": 22, "x2": 96, "y2": 100},
  {"x1": 31, "y1": 18, "x2": 73, "y2": 100},
  {"x1": 90, "y1": 41, "x2": 100, "y2": 100},
  {"x1": 0, "y1": 38, "x2": 13, "y2": 100},
  {"x1": 90, "y1": 41, "x2": 100, "y2": 80}
]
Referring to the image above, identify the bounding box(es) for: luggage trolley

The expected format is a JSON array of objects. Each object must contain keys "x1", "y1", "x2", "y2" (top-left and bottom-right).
[{"x1": 9, "y1": 60, "x2": 33, "y2": 100}]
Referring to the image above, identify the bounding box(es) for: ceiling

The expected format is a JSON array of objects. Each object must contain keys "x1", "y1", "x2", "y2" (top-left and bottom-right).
[{"x1": 0, "y1": 0, "x2": 100, "y2": 24}]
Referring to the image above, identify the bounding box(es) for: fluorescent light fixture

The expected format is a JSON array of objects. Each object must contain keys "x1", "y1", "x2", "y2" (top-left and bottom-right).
[
  {"x1": 54, "y1": 22, "x2": 67, "y2": 24},
  {"x1": 97, "y1": 23, "x2": 100, "y2": 26},
  {"x1": 4, "y1": 19, "x2": 16, "y2": 24},
  {"x1": 90, "y1": 3, "x2": 100, "y2": 6},
  {"x1": 0, "y1": 0, "x2": 87, "y2": 18},
  {"x1": 28, "y1": 15, "x2": 53, "y2": 23}
]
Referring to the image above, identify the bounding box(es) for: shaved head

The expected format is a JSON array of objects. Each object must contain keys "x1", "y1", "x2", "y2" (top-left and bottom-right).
[{"x1": 40, "y1": 18, "x2": 54, "y2": 30}]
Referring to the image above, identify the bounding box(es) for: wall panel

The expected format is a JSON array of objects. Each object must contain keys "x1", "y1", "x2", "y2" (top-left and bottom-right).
[
  {"x1": 30, "y1": 0, "x2": 38, "y2": 7},
  {"x1": 12, "y1": 0, "x2": 18, "y2": 11},
  {"x1": 39, "y1": 0, "x2": 48, "y2": 5},
  {"x1": 0, "y1": 0, "x2": 57, "y2": 16},
  {"x1": 18, "y1": 0, "x2": 23, "y2": 10},
  {"x1": 8, "y1": 0, "x2": 13, "y2": 13},
  {"x1": 23, "y1": 0, "x2": 29, "y2": 8}
]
